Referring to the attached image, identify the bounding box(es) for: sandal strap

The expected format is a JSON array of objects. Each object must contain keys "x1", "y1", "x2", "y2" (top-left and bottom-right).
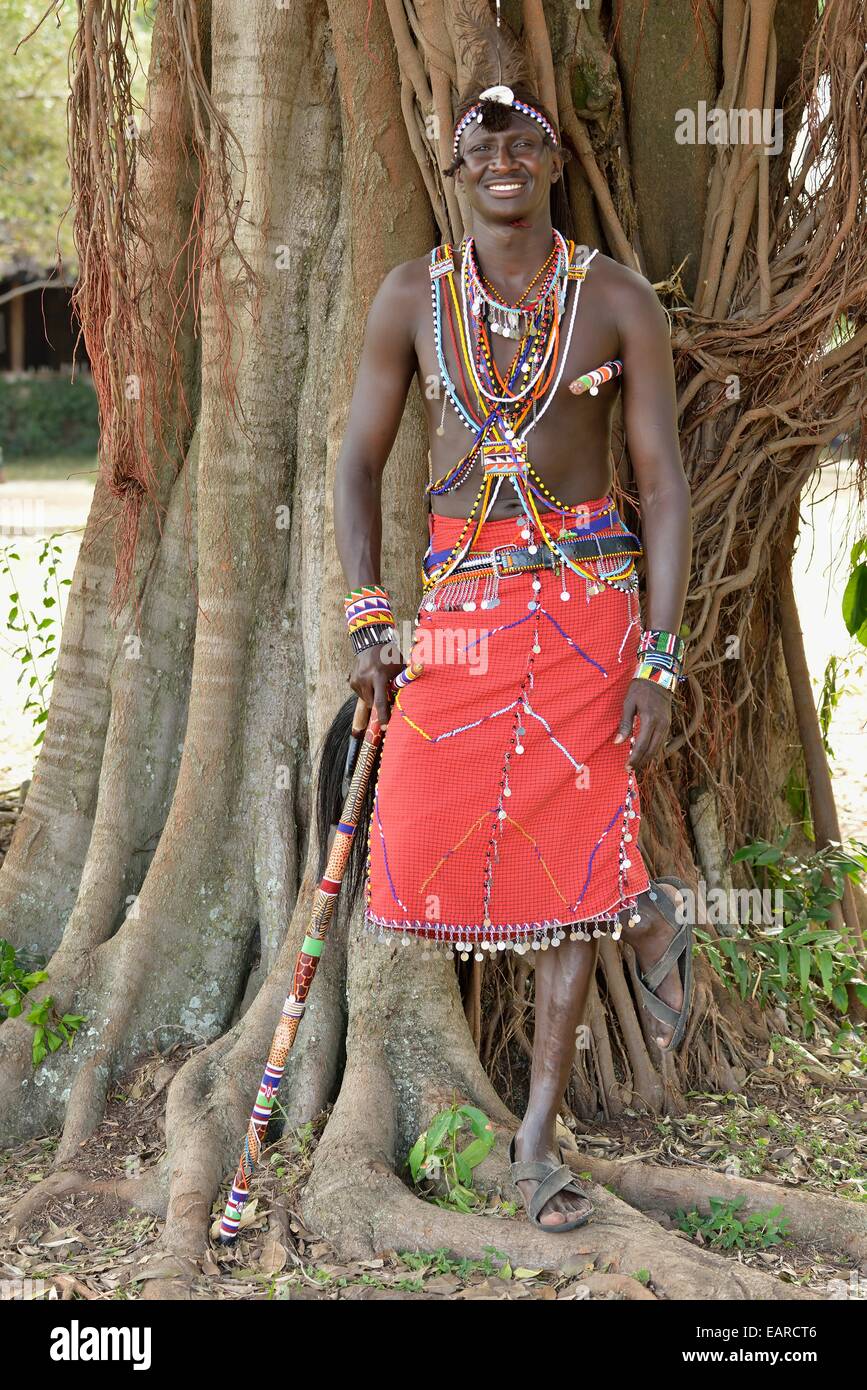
[
  {"x1": 634, "y1": 976, "x2": 682, "y2": 1027},
  {"x1": 637, "y1": 880, "x2": 695, "y2": 1054},
  {"x1": 640, "y1": 926, "x2": 688, "y2": 992},
  {"x1": 527, "y1": 1164, "x2": 587, "y2": 1225},
  {"x1": 510, "y1": 1158, "x2": 559, "y2": 1184},
  {"x1": 648, "y1": 880, "x2": 688, "y2": 930}
]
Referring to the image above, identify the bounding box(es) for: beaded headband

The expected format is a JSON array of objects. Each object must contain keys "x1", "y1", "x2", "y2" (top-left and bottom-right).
[{"x1": 452, "y1": 85, "x2": 559, "y2": 160}]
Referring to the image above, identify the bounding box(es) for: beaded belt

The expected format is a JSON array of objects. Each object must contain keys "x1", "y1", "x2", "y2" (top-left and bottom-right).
[{"x1": 439, "y1": 530, "x2": 643, "y2": 582}]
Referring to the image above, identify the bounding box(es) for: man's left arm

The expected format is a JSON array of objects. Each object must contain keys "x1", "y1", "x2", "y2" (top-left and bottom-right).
[{"x1": 614, "y1": 270, "x2": 692, "y2": 771}]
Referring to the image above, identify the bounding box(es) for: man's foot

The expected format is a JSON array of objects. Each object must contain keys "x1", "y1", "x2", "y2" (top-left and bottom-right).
[
  {"x1": 511, "y1": 1127, "x2": 592, "y2": 1228},
  {"x1": 628, "y1": 882, "x2": 686, "y2": 1049}
]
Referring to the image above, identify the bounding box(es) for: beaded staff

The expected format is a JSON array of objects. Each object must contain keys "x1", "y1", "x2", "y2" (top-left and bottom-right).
[{"x1": 218, "y1": 695, "x2": 389, "y2": 1244}]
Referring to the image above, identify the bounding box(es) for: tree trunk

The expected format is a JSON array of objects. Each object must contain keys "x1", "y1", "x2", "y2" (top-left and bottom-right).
[{"x1": 1, "y1": 0, "x2": 864, "y2": 1297}]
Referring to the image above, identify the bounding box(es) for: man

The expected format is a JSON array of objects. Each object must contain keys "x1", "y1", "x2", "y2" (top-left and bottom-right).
[{"x1": 333, "y1": 82, "x2": 692, "y2": 1231}]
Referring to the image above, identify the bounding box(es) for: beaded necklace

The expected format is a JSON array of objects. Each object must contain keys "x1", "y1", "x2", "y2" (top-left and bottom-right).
[
  {"x1": 477, "y1": 251, "x2": 557, "y2": 310},
  {"x1": 464, "y1": 240, "x2": 561, "y2": 393},
  {"x1": 467, "y1": 237, "x2": 562, "y2": 339},
  {"x1": 426, "y1": 236, "x2": 617, "y2": 594}
]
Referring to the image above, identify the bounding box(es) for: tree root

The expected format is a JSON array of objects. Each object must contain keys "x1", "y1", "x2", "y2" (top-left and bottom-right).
[
  {"x1": 582, "y1": 1272, "x2": 658, "y2": 1300},
  {"x1": 0, "y1": 840, "x2": 257, "y2": 1149},
  {"x1": 574, "y1": 1152, "x2": 867, "y2": 1265},
  {"x1": 299, "y1": 934, "x2": 817, "y2": 1301},
  {"x1": 6, "y1": 1166, "x2": 164, "y2": 1242},
  {"x1": 4, "y1": 896, "x2": 348, "y2": 1298},
  {"x1": 132, "y1": 892, "x2": 348, "y2": 1298},
  {"x1": 303, "y1": 1146, "x2": 815, "y2": 1301}
]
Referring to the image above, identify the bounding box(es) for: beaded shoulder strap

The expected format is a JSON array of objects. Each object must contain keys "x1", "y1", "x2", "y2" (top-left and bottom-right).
[
  {"x1": 428, "y1": 241, "x2": 455, "y2": 359},
  {"x1": 429, "y1": 242, "x2": 455, "y2": 281},
  {"x1": 567, "y1": 244, "x2": 598, "y2": 280}
]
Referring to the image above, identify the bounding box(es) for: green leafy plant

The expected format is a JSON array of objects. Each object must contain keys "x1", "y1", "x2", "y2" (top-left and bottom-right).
[
  {"x1": 266, "y1": 1118, "x2": 316, "y2": 1178},
  {"x1": 676, "y1": 1196, "x2": 790, "y2": 1250},
  {"x1": 0, "y1": 940, "x2": 85, "y2": 1066},
  {"x1": 2, "y1": 534, "x2": 72, "y2": 747},
  {"x1": 398, "y1": 1246, "x2": 512, "y2": 1280},
  {"x1": 407, "y1": 1098, "x2": 496, "y2": 1213},
  {"x1": 25, "y1": 997, "x2": 86, "y2": 1067},
  {"x1": 817, "y1": 648, "x2": 865, "y2": 763},
  {"x1": 842, "y1": 537, "x2": 867, "y2": 647},
  {"x1": 697, "y1": 832, "x2": 867, "y2": 1037},
  {"x1": 0, "y1": 379, "x2": 99, "y2": 459},
  {"x1": 0, "y1": 939, "x2": 48, "y2": 1018}
]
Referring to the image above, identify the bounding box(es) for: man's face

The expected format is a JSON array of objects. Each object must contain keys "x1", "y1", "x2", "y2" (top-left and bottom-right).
[{"x1": 455, "y1": 113, "x2": 560, "y2": 224}]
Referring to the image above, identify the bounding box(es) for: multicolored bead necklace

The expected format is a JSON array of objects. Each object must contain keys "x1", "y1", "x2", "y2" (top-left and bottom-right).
[
  {"x1": 466, "y1": 236, "x2": 562, "y2": 340},
  {"x1": 477, "y1": 244, "x2": 558, "y2": 309},
  {"x1": 425, "y1": 234, "x2": 628, "y2": 597}
]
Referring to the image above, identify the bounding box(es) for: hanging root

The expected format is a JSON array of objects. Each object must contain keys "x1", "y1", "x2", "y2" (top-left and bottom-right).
[
  {"x1": 666, "y1": 0, "x2": 867, "y2": 852},
  {"x1": 18, "y1": 0, "x2": 259, "y2": 615}
]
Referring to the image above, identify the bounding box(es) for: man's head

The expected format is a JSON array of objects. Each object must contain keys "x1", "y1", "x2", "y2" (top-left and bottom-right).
[{"x1": 445, "y1": 85, "x2": 565, "y2": 228}]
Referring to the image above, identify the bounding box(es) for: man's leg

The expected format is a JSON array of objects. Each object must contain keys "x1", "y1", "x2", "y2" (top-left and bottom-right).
[{"x1": 513, "y1": 937, "x2": 599, "y2": 1227}]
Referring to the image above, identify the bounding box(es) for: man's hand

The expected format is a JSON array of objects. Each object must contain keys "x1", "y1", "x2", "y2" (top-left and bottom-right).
[
  {"x1": 349, "y1": 644, "x2": 410, "y2": 727},
  {"x1": 614, "y1": 678, "x2": 674, "y2": 772}
]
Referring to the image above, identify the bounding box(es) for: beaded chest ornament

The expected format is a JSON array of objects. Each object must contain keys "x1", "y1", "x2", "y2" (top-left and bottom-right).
[{"x1": 424, "y1": 234, "x2": 636, "y2": 608}]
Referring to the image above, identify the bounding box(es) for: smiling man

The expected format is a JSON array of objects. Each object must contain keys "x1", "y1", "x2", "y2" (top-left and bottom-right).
[{"x1": 332, "y1": 78, "x2": 693, "y2": 1232}]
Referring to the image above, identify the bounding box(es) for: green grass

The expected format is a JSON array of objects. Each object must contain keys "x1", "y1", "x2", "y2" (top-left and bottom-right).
[{"x1": 1, "y1": 454, "x2": 98, "y2": 483}]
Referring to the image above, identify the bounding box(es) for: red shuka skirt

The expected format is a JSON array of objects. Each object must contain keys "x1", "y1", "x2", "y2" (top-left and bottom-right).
[{"x1": 364, "y1": 493, "x2": 651, "y2": 957}]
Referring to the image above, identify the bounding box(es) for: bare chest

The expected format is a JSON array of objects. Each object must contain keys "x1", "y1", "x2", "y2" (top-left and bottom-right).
[{"x1": 411, "y1": 267, "x2": 622, "y2": 504}]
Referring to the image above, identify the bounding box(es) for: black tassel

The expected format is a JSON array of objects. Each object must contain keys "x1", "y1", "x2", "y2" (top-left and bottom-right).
[{"x1": 314, "y1": 697, "x2": 377, "y2": 916}]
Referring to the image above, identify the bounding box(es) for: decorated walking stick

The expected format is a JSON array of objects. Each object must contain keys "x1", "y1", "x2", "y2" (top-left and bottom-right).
[{"x1": 217, "y1": 670, "x2": 419, "y2": 1244}]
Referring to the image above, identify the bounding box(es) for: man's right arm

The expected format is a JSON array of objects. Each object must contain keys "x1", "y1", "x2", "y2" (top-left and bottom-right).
[{"x1": 333, "y1": 262, "x2": 420, "y2": 723}]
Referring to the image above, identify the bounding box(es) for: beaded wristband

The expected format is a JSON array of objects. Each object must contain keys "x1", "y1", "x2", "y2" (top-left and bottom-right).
[
  {"x1": 345, "y1": 585, "x2": 397, "y2": 658},
  {"x1": 633, "y1": 663, "x2": 679, "y2": 692},
  {"x1": 349, "y1": 623, "x2": 398, "y2": 658},
  {"x1": 344, "y1": 584, "x2": 394, "y2": 632},
  {"x1": 633, "y1": 628, "x2": 686, "y2": 691}
]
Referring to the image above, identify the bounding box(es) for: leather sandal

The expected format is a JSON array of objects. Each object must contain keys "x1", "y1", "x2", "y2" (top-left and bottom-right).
[
  {"x1": 634, "y1": 875, "x2": 694, "y2": 1054},
  {"x1": 508, "y1": 1135, "x2": 594, "y2": 1232}
]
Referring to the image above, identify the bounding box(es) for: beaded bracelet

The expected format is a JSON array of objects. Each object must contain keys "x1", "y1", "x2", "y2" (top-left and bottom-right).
[
  {"x1": 345, "y1": 585, "x2": 397, "y2": 658},
  {"x1": 633, "y1": 628, "x2": 686, "y2": 692},
  {"x1": 349, "y1": 623, "x2": 398, "y2": 657}
]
